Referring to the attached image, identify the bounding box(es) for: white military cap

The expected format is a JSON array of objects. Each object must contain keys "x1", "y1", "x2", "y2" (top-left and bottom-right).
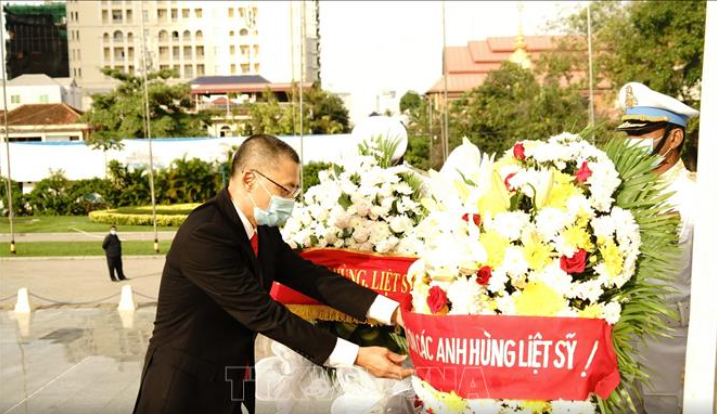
[
  {"x1": 351, "y1": 115, "x2": 408, "y2": 162},
  {"x1": 617, "y1": 82, "x2": 699, "y2": 131}
]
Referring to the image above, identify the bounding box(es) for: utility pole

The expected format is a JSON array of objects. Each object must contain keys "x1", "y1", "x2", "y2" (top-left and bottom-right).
[{"x1": 0, "y1": 0, "x2": 16, "y2": 255}]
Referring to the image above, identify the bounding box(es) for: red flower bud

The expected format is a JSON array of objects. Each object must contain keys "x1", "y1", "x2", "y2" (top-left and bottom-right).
[
  {"x1": 560, "y1": 249, "x2": 588, "y2": 274},
  {"x1": 476, "y1": 266, "x2": 492, "y2": 285},
  {"x1": 513, "y1": 142, "x2": 526, "y2": 161},
  {"x1": 461, "y1": 213, "x2": 482, "y2": 227},
  {"x1": 576, "y1": 161, "x2": 593, "y2": 183}
]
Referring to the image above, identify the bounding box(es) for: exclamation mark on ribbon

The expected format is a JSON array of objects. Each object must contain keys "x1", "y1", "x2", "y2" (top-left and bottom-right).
[{"x1": 581, "y1": 341, "x2": 599, "y2": 378}]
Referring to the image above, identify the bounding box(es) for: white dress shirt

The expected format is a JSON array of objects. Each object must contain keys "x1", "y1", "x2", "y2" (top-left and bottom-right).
[{"x1": 232, "y1": 202, "x2": 399, "y2": 368}]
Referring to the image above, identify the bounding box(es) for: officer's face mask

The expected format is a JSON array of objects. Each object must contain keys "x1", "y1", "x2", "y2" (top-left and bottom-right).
[
  {"x1": 631, "y1": 129, "x2": 674, "y2": 168},
  {"x1": 110, "y1": 229, "x2": 117, "y2": 235},
  {"x1": 247, "y1": 175, "x2": 295, "y2": 227}
]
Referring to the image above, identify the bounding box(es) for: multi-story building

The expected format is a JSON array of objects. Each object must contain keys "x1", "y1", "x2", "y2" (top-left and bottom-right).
[
  {"x1": 65, "y1": 0, "x2": 319, "y2": 108},
  {"x1": 2, "y1": 2, "x2": 69, "y2": 79}
]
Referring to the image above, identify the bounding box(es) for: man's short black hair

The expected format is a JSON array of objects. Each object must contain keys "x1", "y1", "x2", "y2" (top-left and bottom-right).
[{"x1": 231, "y1": 134, "x2": 300, "y2": 177}]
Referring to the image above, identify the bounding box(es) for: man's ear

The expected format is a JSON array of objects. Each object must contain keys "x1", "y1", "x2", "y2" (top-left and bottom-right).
[
  {"x1": 240, "y1": 169, "x2": 256, "y2": 190},
  {"x1": 668, "y1": 128, "x2": 685, "y2": 150}
]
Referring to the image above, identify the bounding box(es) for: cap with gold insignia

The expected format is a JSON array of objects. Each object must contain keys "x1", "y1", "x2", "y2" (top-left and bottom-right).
[{"x1": 616, "y1": 82, "x2": 699, "y2": 132}]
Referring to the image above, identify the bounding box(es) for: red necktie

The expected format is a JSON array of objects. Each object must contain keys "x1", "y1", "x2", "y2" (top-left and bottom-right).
[{"x1": 250, "y1": 233, "x2": 259, "y2": 257}]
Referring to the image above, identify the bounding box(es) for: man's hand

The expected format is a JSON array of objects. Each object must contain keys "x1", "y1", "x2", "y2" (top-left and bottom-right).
[{"x1": 356, "y1": 347, "x2": 414, "y2": 380}]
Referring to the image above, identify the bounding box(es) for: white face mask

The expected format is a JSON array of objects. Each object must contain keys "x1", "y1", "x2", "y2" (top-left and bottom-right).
[
  {"x1": 630, "y1": 138, "x2": 666, "y2": 168},
  {"x1": 110, "y1": 229, "x2": 117, "y2": 235}
]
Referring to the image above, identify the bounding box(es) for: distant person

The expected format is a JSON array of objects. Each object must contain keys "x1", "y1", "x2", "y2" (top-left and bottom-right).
[{"x1": 102, "y1": 225, "x2": 127, "y2": 282}]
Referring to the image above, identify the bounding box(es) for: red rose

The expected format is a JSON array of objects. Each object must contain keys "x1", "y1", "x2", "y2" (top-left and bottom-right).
[
  {"x1": 461, "y1": 213, "x2": 482, "y2": 227},
  {"x1": 560, "y1": 249, "x2": 588, "y2": 274},
  {"x1": 427, "y1": 285, "x2": 449, "y2": 314},
  {"x1": 576, "y1": 161, "x2": 593, "y2": 183},
  {"x1": 504, "y1": 172, "x2": 517, "y2": 191},
  {"x1": 414, "y1": 396, "x2": 424, "y2": 409},
  {"x1": 476, "y1": 266, "x2": 492, "y2": 285},
  {"x1": 513, "y1": 142, "x2": 526, "y2": 161}
]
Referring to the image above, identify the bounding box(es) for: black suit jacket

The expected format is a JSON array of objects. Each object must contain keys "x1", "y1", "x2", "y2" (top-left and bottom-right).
[{"x1": 133, "y1": 188, "x2": 378, "y2": 414}]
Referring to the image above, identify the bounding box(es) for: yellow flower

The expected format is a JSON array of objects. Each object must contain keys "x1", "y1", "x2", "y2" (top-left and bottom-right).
[
  {"x1": 546, "y1": 172, "x2": 582, "y2": 209},
  {"x1": 522, "y1": 400, "x2": 552, "y2": 414},
  {"x1": 562, "y1": 225, "x2": 595, "y2": 252},
  {"x1": 515, "y1": 281, "x2": 566, "y2": 317},
  {"x1": 442, "y1": 391, "x2": 468, "y2": 413},
  {"x1": 523, "y1": 231, "x2": 552, "y2": 271},
  {"x1": 599, "y1": 239, "x2": 624, "y2": 279},
  {"x1": 578, "y1": 303, "x2": 603, "y2": 319},
  {"x1": 480, "y1": 230, "x2": 510, "y2": 269},
  {"x1": 477, "y1": 170, "x2": 511, "y2": 217}
]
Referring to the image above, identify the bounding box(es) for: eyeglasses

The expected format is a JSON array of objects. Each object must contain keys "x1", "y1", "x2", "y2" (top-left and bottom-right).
[{"x1": 252, "y1": 169, "x2": 301, "y2": 198}]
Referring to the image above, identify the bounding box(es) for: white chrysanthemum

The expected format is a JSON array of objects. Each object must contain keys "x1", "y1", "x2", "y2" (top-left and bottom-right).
[
  {"x1": 602, "y1": 301, "x2": 622, "y2": 325},
  {"x1": 495, "y1": 292, "x2": 517, "y2": 315},
  {"x1": 570, "y1": 278, "x2": 605, "y2": 303},
  {"x1": 531, "y1": 260, "x2": 573, "y2": 297},
  {"x1": 486, "y1": 211, "x2": 531, "y2": 241},
  {"x1": 447, "y1": 276, "x2": 484, "y2": 315},
  {"x1": 550, "y1": 399, "x2": 597, "y2": 414},
  {"x1": 501, "y1": 246, "x2": 529, "y2": 279},
  {"x1": 487, "y1": 267, "x2": 510, "y2": 294},
  {"x1": 535, "y1": 208, "x2": 571, "y2": 241}
]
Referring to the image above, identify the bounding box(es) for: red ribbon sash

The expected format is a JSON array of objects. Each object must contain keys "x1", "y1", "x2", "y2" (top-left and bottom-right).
[
  {"x1": 270, "y1": 248, "x2": 417, "y2": 305},
  {"x1": 402, "y1": 311, "x2": 620, "y2": 401}
]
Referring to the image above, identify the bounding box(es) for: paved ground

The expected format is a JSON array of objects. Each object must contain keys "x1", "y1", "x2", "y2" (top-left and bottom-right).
[
  {"x1": 0, "y1": 257, "x2": 166, "y2": 310},
  {"x1": 0, "y1": 256, "x2": 333, "y2": 413},
  {"x1": 0, "y1": 231, "x2": 177, "y2": 243}
]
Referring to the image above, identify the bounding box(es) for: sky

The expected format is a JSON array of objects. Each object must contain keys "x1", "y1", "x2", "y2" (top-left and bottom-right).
[{"x1": 319, "y1": 1, "x2": 585, "y2": 121}]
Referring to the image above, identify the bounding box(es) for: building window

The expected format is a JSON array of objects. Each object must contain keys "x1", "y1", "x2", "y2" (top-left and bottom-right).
[
  {"x1": 114, "y1": 48, "x2": 125, "y2": 60},
  {"x1": 157, "y1": 9, "x2": 167, "y2": 21},
  {"x1": 228, "y1": 8, "x2": 234, "y2": 18},
  {"x1": 127, "y1": 32, "x2": 134, "y2": 44},
  {"x1": 183, "y1": 46, "x2": 192, "y2": 59},
  {"x1": 159, "y1": 64, "x2": 169, "y2": 70},
  {"x1": 173, "y1": 64, "x2": 180, "y2": 74},
  {"x1": 230, "y1": 45, "x2": 235, "y2": 56},
  {"x1": 229, "y1": 30, "x2": 234, "y2": 37},
  {"x1": 104, "y1": 47, "x2": 111, "y2": 60},
  {"x1": 254, "y1": 63, "x2": 260, "y2": 72},
  {"x1": 159, "y1": 46, "x2": 169, "y2": 60},
  {"x1": 10, "y1": 95, "x2": 20, "y2": 104},
  {"x1": 39, "y1": 95, "x2": 49, "y2": 103},
  {"x1": 172, "y1": 31, "x2": 179, "y2": 41},
  {"x1": 128, "y1": 47, "x2": 135, "y2": 60},
  {"x1": 182, "y1": 8, "x2": 190, "y2": 19},
  {"x1": 142, "y1": 10, "x2": 149, "y2": 22},
  {"x1": 240, "y1": 45, "x2": 248, "y2": 55},
  {"x1": 78, "y1": 68, "x2": 82, "y2": 78},
  {"x1": 240, "y1": 28, "x2": 248, "y2": 36},
  {"x1": 197, "y1": 64, "x2": 205, "y2": 76},
  {"x1": 112, "y1": 9, "x2": 122, "y2": 23},
  {"x1": 102, "y1": 10, "x2": 109, "y2": 23},
  {"x1": 171, "y1": 9, "x2": 178, "y2": 21},
  {"x1": 103, "y1": 33, "x2": 110, "y2": 42},
  {"x1": 195, "y1": 46, "x2": 204, "y2": 58},
  {"x1": 239, "y1": 8, "x2": 245, "y2": 18},
  {"x1": 230, "y1": 64, "x2": 236, "y2": 74},
  {"x1": 77, "y1": 49, "x2": 81, "y2": 60},
  {"x1": 183, "y1": 30, "x2": 191, "y2": 42},
  {"x1": 173, "y1": 46, "x2": 180, "y2": 60},
  {"x1": 113, "y1": 30, "x2": 123, "y2": 42},
  {"x1": 126, "y1": 10, "x2": 133, "y2": 23},
  {"x1": 158, "y1": 30, "x2": 169, "y2": 42},
  {"x1": 241, "y1": 64, "x2": 249, "y2": 74},
  {"x1": 194, "y1": 8, "x2": 202, "y2": 18},
  {"x1": 184, "y1": 65, "x2": 193, "y2": 78},
  {"x1": 76, "y1": 31, "x2": 80, "y2": 41},
  {"x1": 195, "y1": 30, "x2": 203, "y2": 40},
  {"x1": 253, "y1": 45, "x2": 259, "y2": 55}
]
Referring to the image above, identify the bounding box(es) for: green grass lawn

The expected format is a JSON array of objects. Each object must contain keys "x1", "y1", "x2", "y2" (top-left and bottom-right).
[
  {"x1": 0, "y1": 240, "x2": 173, "y2": 257},
  {"x1": 0, "y1": 216, "x2": 176, "y2": 234}
]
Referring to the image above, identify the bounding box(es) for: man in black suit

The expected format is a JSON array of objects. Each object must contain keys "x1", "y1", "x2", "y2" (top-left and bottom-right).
[
  {"x1": 133, "y1": 135, "x2": 412, "y2": 414},
  {"x1": 102, "y1": 225, "x2": 127, "y2": 282}
]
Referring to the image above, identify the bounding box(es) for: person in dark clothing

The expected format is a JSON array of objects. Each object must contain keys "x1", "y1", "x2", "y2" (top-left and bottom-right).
[{"x1": 102, "y1": 225, "x2": 127, "y2": 282}]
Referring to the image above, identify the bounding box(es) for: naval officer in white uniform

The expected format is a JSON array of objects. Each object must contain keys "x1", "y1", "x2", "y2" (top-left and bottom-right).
[{"x1": 616, "y1": 82, "x2": 699, "y2": 414}]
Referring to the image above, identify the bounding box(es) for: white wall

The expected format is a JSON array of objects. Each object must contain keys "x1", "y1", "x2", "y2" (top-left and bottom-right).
[
  {"x1": 0, "y1": 135, "x2": 358, "y2": 183},
  {"x1": 0, "y1": 84, "x2": 83, "y2": 111}
]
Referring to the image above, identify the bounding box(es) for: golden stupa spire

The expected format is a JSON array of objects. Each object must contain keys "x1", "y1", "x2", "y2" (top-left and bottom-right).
[{"x1": 509, "y1": 1, "x2": 531, "y2": 69}]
